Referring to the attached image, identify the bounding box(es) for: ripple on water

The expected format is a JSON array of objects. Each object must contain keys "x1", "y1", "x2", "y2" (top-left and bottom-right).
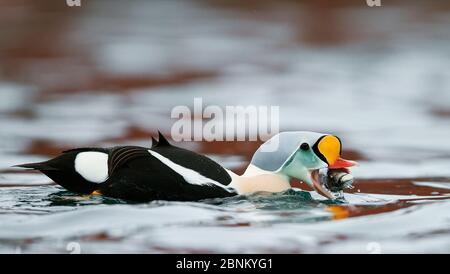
[
  {"x1": 0, "y1": 181, "x2": 450, "y2": 253},
  {"x1": 1, "y1": 0, "x2": 450, "y2": 254}
]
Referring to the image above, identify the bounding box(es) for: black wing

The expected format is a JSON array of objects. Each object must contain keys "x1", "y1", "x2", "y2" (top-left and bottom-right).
[
  {"x1": 63, "y1": 147, "x2": 109, "y2": 154},
  {"x1": 100, "y1": 145, "x2": 236, "y2": 202},
  {"x1": 150, "y1": 145, "x2": 232, "y2": 186},
  {"x1": 107, "y1": 146, "x2": 151, "y2": 177}
]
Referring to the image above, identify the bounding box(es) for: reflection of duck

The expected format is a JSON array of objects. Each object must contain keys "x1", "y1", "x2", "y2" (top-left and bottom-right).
[{"x1": 15, "y1": 131, "x2": 357, "y2": 202}]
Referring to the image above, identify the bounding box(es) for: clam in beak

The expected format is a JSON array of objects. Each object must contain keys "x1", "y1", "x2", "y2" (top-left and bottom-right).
[
  {"x1": 310, "y1": 158, "x2": 358, "y2": 199},
  {"x1": 311, "y1": 169, "x2": 335, "y2": 199}
]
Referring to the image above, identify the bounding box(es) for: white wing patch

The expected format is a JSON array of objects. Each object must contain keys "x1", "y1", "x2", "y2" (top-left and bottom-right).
[
  {"x1": 148, "y1": 150, "x2": 233, "y2": 192},
  {"x1": 74, "y1": 152, "x2": 109, "y2": 183}
]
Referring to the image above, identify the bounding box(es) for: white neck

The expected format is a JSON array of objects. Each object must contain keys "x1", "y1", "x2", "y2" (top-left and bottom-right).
[
  {"x1": 242, "y1": 164, "x2": 275, "y2": 177},
  {"x1": 227, "y1": 164, "x2": 291, "y2": 194}
]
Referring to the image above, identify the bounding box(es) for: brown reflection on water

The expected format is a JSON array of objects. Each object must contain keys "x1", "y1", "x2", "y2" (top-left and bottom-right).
[
  {"x1": 326, "y1": 202, "x2": 411, "y2": 221},
  {"x1": 326, "y1": 177, "x2": 450, "y2": 220},
  {"x1": 41, "y1": 70, "x2": 219, "y2": 96},
  {"x1": 351, "y1": 178, "x2": 450, "y2": 196},
  {"x1": 0, "y1": 0, "x2": 450, "y2": 227},
  {"x1": 0, "y1": 0, "x2": 87, "y2": 89}
]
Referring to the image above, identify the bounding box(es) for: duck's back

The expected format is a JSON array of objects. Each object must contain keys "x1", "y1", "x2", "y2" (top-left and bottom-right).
[{"x1": 100, "y1": 145, "x2": 236, "y2": 202}]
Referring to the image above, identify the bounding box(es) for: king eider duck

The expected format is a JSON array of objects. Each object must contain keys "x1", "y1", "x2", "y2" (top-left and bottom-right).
[{"x1": 15, "y1": 131, "x2": 357, "y2": 202}]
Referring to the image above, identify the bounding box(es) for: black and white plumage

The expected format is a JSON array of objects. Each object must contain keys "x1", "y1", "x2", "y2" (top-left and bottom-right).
[
  {"x1": 15, "y1": 132, "x2": 236, "y2": 202},
  {"x1": 16, "y1": 131, "x2": 358, "y2": 201}
]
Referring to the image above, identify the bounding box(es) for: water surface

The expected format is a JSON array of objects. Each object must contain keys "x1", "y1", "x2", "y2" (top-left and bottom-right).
[{"x1": 0, "y1": 0, "x2": 450, "y2": 253}]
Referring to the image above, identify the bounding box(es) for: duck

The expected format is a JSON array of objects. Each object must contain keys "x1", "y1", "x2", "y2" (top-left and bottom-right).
[{"x1": 15, "y1": 131, "x2": 357, "y2": 202}]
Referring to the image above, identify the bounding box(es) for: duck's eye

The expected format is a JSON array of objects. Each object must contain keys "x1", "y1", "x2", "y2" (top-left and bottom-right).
[{"x1": 300, "y1": 143, "x2": 310, "y2": 151}]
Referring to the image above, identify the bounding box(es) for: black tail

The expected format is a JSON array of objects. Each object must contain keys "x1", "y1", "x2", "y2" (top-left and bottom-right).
[
  {"x1": 14, "y1": 156, "x2": 99, "y2": 194},
  {"x1": 13, "y1": 162, "x2": 57, "y2": 171}
]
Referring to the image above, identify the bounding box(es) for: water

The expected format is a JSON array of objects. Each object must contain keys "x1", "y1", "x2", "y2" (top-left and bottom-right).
[
  {"x1": 0, "y1": 0, "x2": 450, "y2": 253},
  {"x1": 1, "y1": 184, "x2": 449, "y2": 253}
]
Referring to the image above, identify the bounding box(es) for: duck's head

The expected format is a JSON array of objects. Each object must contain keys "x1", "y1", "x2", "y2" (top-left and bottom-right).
[{"x1": 249, "y1": 131, "x2": 357, "y2": 198}]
